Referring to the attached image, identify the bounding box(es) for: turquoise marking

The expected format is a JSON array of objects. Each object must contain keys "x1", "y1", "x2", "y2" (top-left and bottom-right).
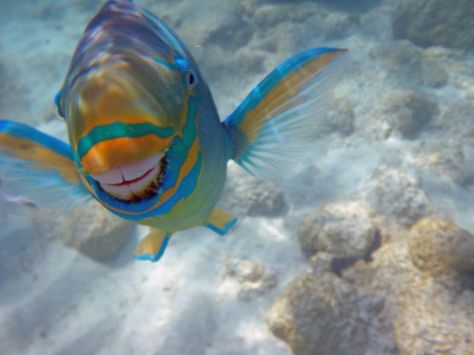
[
  {"x1": 206, "y1": 217, "x2": 238, "y2": 236},
  {"x1": 182, "y1": 95, "x2": 197, "y2": 148},
  {"x1": 77, "y1": 122, "x2": 174, "y2": 159},
  {"x1": 54, "y1": 90, "x2": 65, "y2": 118},
  {"x1": 225, "y1": 48, "x2": 339, "y2": 127},
  {"x1": 134, "y1": 235, "x2": 171, "y2": 262},
  {"x1": 154, "y1": 56, "x2": 180, "y2": 71},
  {"x1": 144, "y1": 151, "x2": 201, "y2": 216},
  {"x1": 0, "y1": 119, "x2": 73, "y2": 160},
  {"x1": 176, "y1": 57, "x2": 188, "y2": 71},
  {"x1": 154, "y1": 56, "x2": 189, "y2": 75}
]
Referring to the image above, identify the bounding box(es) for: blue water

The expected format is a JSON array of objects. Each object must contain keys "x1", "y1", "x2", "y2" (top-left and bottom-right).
[{"x1": 1, "y1": 0, "x2": 474, "y2": 354}]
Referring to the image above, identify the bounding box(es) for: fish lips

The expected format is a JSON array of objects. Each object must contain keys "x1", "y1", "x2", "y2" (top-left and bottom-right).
[{"x1": 89, "y1": 153, "x2": 167, "y2": 202}]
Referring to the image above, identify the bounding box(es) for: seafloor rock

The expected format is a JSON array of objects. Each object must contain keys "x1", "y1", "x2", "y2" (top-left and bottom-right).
[
  {"x1": 247, "y1": 2, "x2": 356, "y2": 53},
  {"x1": 344, "y1": 237, "x2": 474, "y2": 355},
  {"x1": 409, "y1": 217, "x2": 474, "y2": 278},
  {"x1": 223, "y1": 258, "x2": 277, "y2": 302},
  {"x1": 316, "y1": 97, "x2": 355, "y2": 137},
  {"x1": 435, "y1": 100, "x2": 474, "y2": 141},
  {"x1": 374, "y1": 40, "x2": 448, "y2": 88},
  {"x1": 392, "y1": 0, "x2": 474, "y2": 49},
  {"x1": 414, "y1": 140, "x2": 474, "y2": 186},
  {"x1": 33, "y1": 201, "x2": 134, "y2": 261},
  {"x1": 382, "y1": 89, "x2": 439, "y2": 139},
  {"x1": 321, "y1": 13, "x2": 360, "y2": 40},
  {"x1": 298, "y1": 201, "x2": 377, "y2": 261},
  {"x1": 267, "y1": 273, "x2": 368, "y2": 355},
  {"x1": 367, "y1": 168, "x2": 430, "y2": 227},
  {"x1": 219, "y1": 163, "x2": 287, "y2": 217}
]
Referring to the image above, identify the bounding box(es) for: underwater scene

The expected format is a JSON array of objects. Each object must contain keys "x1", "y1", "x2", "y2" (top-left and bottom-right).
[{"x1": 1, "y1": 0, "x2": 474, "y2": 354}]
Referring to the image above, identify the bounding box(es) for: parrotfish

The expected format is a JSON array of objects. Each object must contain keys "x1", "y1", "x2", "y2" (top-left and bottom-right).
[{"x1": 0, "y1": 0, "x2": 346, "y2": 262}]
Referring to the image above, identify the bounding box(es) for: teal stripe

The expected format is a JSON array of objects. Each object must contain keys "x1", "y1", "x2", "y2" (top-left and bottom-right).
[
  {"x1": 182, "y1": 95, "x2": 198, "y2": 148},
  {"x1": 0, "y1": 119, "x2": 73, "y2": 160},
  {"x1": 225, "y1": 48, "x2": 339, "y2": 127},
  {"x1": 154, "y1": 57, "x2": 180, "y2": 71},
  {"x1": 77, "y1": 122, "x2": 174, "y2": 159}
]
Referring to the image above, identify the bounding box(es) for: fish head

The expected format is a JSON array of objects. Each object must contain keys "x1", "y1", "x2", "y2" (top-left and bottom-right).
[{"x1": 61, "y1": 53, "x2": 198, "y2": 213}]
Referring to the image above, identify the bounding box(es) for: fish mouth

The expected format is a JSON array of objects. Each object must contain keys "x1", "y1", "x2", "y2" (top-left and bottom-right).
[{"x1": 90, "y1": 153, "x2": 167, "y2": 202}]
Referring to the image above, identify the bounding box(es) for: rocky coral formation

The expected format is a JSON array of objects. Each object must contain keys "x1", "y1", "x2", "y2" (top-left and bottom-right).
[
  {"x1": 435, "y1": 100, "x2": 474, "y2": 141},
  {"x1": 381, "y1": 89, "x2": 439, "y2": 139},
  {"x1": 223, "y1": 258, "x2": 277, "y2": 302},
  {"x1": 220, "y1": 163, "x2": 287, "y2": 217},
  {"x1": 413, "y1": 140, "x2": 474, "y2": 187},
  {"x1": 298, "y1": 201, "x2": 377, "y2": 262},
  {"x1": 316, "y1": 97, "x2": 355, "y2": 137},
  {"x1": 269, "y1": 216, "x2": 474, "y2": 354},
  {"x1": 392, "y1": 0, "x2": 474, "y2": 49},
  {"x1": 408, "y1": 217, "x2": 474, "y2": 278},
  {"x1": 267, "y1": 273, "x2": 368, "y2": 355},
  {"x1": 366, "y1": 168, "x2": 430, "y2": 227},
  {"x1": 374, "y1": 40, "x2": 448, "y2": 88},
  {"x1": 33, "y1": 201, "x2": 134, "y2": 261}
]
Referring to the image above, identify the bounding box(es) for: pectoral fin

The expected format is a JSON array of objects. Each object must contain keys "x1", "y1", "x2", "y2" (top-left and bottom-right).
[
  {"x1": 223, "y1": 48, "x2": 347, "y2": 180},
  {"x1": 0, "y1": 119, "x2": 90, "y2": 207},
  {"x1": 205, "y1": 208, "x2": 238, "y2": 236},
  {"x1": 134, "y1": 227, "x2": 171, "y2": 262}
]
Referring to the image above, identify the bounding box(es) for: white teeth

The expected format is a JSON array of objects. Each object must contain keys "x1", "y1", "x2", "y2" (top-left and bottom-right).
[
  {"x1": 100, "y1": 184, "x2": 134, "y2": 200},
  {"x1": 90, "y1": 153, "x2": 164, "y2": 185},
  {"x1": 129, "y1": 164, "x2": 160, "y2": 195},
  {"x1": 90, "y1": 168, "x2": 123, "y2": 185},
  {"x1": 89, "y1": 153, "x2": 165, "y2": 200},
  {"x1": 121, "y1": 154, "x2": 163, "y2": 181}
]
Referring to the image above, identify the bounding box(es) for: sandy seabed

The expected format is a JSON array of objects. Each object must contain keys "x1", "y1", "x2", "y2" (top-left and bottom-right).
[{"x1": 1, "y1": 0, "x2": 474, "y2": 354}]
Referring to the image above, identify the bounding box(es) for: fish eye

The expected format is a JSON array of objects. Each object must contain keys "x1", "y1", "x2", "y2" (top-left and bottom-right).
[{"x1": 187, "y1": 70, "x2": 197, "y2": 89}]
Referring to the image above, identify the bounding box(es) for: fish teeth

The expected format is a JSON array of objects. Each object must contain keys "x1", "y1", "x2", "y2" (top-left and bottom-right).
[
  {"x1": 90, "y1": 153, "x2": 164, "y2": 184},
  {"x1": 121, "y1": 153, "x2": 163, "y2": 181},
  {"x1": 94, "y1": 153, "x2": 168, "y2": 202}
]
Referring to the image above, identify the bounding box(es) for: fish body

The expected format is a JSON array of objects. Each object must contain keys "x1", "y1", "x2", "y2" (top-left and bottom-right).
[
  {"x1": 0, "y1": 0, "x2": 346, "y2": 261},
  {"x1": 58, "y1": 0, "x2": 229, "y2": 232}
]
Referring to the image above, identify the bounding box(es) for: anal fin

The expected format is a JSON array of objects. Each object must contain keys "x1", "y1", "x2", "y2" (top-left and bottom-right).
[
  {"x1": 134, "y1": 227, "x2": 171, "y2": 262},
  {"x1": 206, "y1": 208, "x2": 238, "y2": 236}
]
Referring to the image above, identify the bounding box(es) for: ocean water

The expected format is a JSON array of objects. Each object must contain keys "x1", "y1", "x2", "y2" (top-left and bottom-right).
[{"x1": 1, "y1": 0, "x2": 474, "y2": 354}]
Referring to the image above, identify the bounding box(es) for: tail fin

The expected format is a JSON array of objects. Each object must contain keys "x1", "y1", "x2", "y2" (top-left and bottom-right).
[
  {"x1": 224, "y1": 47, "x2": 347, "y2": 179},
  {"x1": 0, "y1": 120, "x2": 90, "y2": 208}
]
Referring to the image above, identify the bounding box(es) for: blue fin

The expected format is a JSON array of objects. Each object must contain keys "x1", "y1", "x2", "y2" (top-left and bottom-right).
[
  {"x1": 224, "y1": 48, "x2": 347, "y2": 179},
  {"x1": 0, "y1": 119, "x2": 90, "y2": 208},
  {"x1": 134, "y1": 228, "x2": 171, "y2": 262},
  {"x1": 206, "y1": 208, "x2": 238, "y2": 236}
]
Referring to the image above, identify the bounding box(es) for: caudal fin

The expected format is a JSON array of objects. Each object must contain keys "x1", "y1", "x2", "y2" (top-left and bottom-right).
[{"x1": 223, "y1": 48, "x2": 347, "y2": 179}]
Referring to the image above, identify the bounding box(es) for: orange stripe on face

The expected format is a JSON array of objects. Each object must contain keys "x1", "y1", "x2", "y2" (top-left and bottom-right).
[
  {"x1": 70, "y1": 64, "x2": 173, "y2": 143},
  {"x1": 80, "y1": 134, "x2": 172, "y2": 175},
  {"x1": 0, "y1": 133, "x2": 80, "y2": 183},
  {"x1": 240, "y1": 50, "x2": 345, "y2": 143}
]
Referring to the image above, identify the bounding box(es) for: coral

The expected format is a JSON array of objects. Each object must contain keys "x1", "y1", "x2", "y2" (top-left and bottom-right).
[
  {"x1": 33, "y1": 201, "x2": 133, "y2": 261},
  {"x1": 267, "y1": 273, "x2": 368, "y2": 355},
  {"x1": 382, "y1": 89, "x2": 439, "y2": 139},
  {"x1": 223, "y1": 258, "x2": 277, "y2": 302},
  {"x1": 366, "y1": 168, "x2": 430, "y2": 227},
  {"x1": 408, "y1": 217, "x2": 474, "y2": 278},
  {"x1": 392, "y1": 0, "x2": 474, "y2": 49},
  {"x1": 298, "y1": 201, "x2": 377, "y2": 262}
]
